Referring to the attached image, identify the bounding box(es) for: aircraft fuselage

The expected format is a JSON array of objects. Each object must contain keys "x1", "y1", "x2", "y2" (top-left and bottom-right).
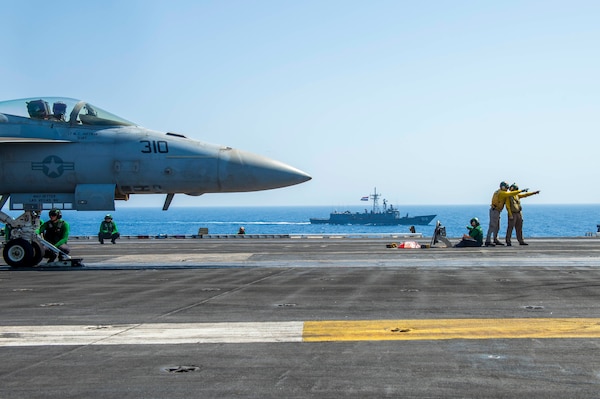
[
  {"x1": 0, "y1": 97, "x2": 311, "y2": 211},
  {"x1": 0, "y1": 97, "x2": 311, "y2": 267}
]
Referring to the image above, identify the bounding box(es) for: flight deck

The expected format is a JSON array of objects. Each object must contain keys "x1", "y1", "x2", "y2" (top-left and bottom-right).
[{"x1": 1, "y1": 237, "x2": 600, "y2": 398}]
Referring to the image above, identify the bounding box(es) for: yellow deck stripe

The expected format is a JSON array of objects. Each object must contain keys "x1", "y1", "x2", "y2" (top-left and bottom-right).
[
  {"x1": 3, "y1": 319, "x2": 600, "y2": 346},
  {"x1": 302, "y1": 318, "x2": 600, "y2": 342}
]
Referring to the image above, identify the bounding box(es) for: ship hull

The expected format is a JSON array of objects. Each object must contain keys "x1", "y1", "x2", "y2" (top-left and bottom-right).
[{"x1": 309, "y1": 214, "x2": 436, "y2": 226}]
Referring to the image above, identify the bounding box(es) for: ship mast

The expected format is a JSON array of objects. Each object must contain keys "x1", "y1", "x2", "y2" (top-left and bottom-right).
[{"x1": 370, "y1": 187, "x2": 381, "y2": 213}]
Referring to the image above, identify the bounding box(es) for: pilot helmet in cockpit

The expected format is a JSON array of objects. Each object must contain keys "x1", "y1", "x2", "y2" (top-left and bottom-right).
[
  {"x1": 52, "y1": 101, "x2": 67, "y2": 121},
  {"x1": 26, "y1": 99, "x2": 50, "y2": 119}
]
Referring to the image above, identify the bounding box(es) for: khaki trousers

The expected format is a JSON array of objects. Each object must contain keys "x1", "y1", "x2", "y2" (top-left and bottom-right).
[{"x1": 505, "y1": 212, "x2": 524, "y2": 244}]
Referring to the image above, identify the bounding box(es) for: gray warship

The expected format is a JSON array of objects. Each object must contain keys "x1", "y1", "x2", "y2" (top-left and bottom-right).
[{"x1": 309, "y1": 188, "x2": 436, "y2": 226}]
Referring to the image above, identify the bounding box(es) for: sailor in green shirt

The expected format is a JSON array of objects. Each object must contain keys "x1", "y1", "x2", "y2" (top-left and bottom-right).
[
  {"x1": 38, "y1": 208, "x2": 70, "y2": 262},
  {"x1": 454, "y1": 217, "x2": 484, "y2": 247},
  {"x1": 98, "y1": 214, "x2": 120, "y2": 244}
]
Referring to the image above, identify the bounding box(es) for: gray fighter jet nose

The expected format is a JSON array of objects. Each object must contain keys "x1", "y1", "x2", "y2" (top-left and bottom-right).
[{"x1": 218, "y1": 148, "x2": 311, "y2": 192}]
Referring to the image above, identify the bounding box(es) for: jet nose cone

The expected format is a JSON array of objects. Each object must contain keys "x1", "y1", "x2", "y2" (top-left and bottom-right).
[{"x1": 219, "y1": 148, "x2": 311, "y2": 192}]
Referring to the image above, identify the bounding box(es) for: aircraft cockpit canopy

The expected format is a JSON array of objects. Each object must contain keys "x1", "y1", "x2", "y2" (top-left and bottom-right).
[{"x1": 0, "y1": 97, "x2": 135, "y2": 126}]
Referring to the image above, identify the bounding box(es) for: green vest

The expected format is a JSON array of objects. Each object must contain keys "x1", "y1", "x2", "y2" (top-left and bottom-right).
[{"x1": 44, "y1": 220, "x2": 65, "y2": 244}]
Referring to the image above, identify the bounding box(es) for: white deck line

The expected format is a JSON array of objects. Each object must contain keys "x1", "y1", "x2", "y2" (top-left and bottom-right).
[{"x1": 0, "y1": 322, "x2": 305, "y2": 346}]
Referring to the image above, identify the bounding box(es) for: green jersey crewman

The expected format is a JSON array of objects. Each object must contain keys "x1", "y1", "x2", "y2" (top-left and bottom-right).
[
  {"x1": 38, "y1": 208, "x2": 70, "y2": 262},
  {"x1": 98, "y1": 214, "x2": 120, "y2": 244},
  {"x1": 454, "y1": 217, "x2": 484, "y2": 248}
]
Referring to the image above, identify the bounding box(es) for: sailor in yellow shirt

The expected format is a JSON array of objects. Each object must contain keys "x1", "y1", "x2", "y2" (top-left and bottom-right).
[
  {"x1": 485, "y1": 181, "x2": 527, "y2": 246},
  {"x1": 505, "y1": 183, "x2": 540, "y2": 246}
]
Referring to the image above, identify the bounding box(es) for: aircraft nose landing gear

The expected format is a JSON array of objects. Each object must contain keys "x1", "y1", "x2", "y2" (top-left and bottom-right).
[
  {"x1": 2, "y1": 238, "x2": 44, "y2": 267},
  {"x1": 2, "y1": 236, "x2": 83, "y2": 268},
  {"x1": 1, "y1": 208, "x2": 83, "y2": 268}
]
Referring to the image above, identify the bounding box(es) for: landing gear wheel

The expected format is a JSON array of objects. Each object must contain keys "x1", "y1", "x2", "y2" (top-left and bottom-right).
[
  {"x1": 3, "y1": 238, "x2": 34, "y2": 267},
  {"x1": 31, "y1": 241, "x2": 44, "y2": 266}
]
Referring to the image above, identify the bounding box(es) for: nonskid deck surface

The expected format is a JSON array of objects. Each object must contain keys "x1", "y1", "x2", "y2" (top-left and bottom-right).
[
  {"x1": 2, "y1": 236, "x2": 599, "y2": 269},
  {"x1": 1, "y1": 237, "x2": 600, "y2": 398}
]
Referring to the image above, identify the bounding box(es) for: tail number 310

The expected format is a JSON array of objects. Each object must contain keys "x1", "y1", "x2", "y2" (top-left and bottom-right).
[{"x1": 140, "y1": 140, "x2": 169, "y2": 154}]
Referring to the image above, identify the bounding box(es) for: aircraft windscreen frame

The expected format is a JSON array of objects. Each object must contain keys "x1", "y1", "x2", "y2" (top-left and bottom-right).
[{"x1": 0, "y1": 97, "x2": 136, "y2": 127}]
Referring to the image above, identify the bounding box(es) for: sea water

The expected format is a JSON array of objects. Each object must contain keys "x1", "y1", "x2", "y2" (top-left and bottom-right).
[{"x1": 4, "y1": 204, "x2": 599, "y2": 238}]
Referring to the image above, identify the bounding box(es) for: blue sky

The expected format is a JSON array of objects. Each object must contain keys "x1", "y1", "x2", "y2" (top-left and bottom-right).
[{"x1": 2, "y1": 1, "x2": 599, "y2": 207}]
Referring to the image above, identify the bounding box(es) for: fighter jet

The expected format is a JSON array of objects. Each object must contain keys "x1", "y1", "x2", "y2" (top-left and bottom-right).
[{"x1": 0, "y1": 97, "x2": 311, "y2": 267}]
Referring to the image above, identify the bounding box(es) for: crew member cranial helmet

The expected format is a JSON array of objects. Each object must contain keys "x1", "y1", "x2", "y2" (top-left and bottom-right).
[
  {"x1": 49, "y1": 208, "x2": 62, "y2": 218},
  {"x1": 510, "y1": 183, "x2": 518, "y2": 190},
  {"x1": 105, "y1": 214, "x2": 112, "y2": 219},
  {"x1": 500, "y1": 181, "x2": 509, "y2": 189},
  {"x1": 53, "y1": 101, "x2": 67, "y2": 116},
  {"x1": 470, "y1": 217, "x2": 480, "y2": 226}
]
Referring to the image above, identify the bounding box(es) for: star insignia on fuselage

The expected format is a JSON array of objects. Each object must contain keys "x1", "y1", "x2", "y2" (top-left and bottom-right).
[{"x1": 32, "y1": 155, "x2": 75, "y2": 178}]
